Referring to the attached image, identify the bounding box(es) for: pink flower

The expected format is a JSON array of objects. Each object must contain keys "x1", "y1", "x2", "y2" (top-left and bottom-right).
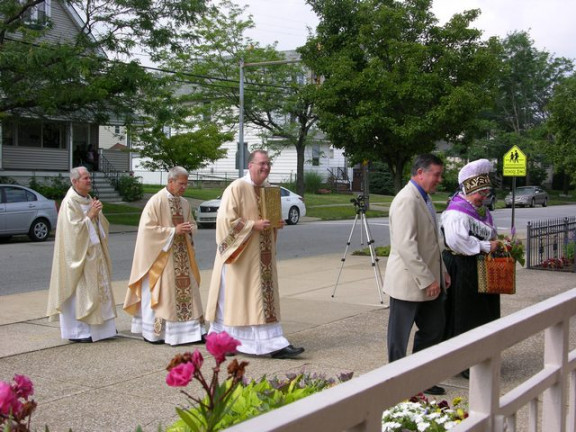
[
  {"x1": 205, "y1": 332, "x2": 241, "y2": 364},
  {"x1": 166, "y1": 362, "x2": 195, "y2": 387},
  {"x1": 0, "y1": 381, "x2": 20, "y2": 416},
  {"x1": 12, "y1": 374, "x2": 34, "y2": 400},
  {"x1": 192, "y1": 350, "x2": 204, "y2": 370}
]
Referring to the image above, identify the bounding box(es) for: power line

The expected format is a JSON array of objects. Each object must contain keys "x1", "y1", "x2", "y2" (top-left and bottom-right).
[{"x1": 4, "y1": 36, "x2": 302, "y2": 94}]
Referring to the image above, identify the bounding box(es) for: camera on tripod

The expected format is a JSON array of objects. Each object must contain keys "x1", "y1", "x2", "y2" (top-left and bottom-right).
[{"x1": 350, "y1": 194, "x2": 368, "y2": 211}]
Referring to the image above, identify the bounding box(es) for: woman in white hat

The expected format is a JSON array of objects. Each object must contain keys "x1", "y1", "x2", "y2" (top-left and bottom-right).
[{"x1": 441, "y1": 159, "x2": 500, "y2": 378}]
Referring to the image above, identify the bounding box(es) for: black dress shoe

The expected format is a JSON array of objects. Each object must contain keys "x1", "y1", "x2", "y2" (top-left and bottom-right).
[
  {"x1": 143, "y1": 337, "x2": 165, "y2": 345},
  {"x1": 69, "y1": 337, "x2": 92, "y2": 343},
  {"x1": 271, "y1": 345, "x2": 305, "y2": 359},
  {"x1": 423, "y1": 385, "x2": 446, "y2": 396},
  {"x1": 461, "y1": 369, "x2": 470, "y2": 379}
]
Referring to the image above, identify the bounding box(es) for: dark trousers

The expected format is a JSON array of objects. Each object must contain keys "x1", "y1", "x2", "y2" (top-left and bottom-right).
[{"x1": 387, "y1": 293, "x2": 445, "y2": 363}]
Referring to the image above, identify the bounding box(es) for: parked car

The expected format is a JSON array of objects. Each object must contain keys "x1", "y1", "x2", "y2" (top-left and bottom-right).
[
  {"x1": 504, "y1": 186, "x2": 549, "y2": 208},
  {"x1": 0, "y1": 184, "x2": 58, "y2": 241},
  {"x1": 446, "y1": 188, "x2": 497, "y2": 211},
  {"x1": 196, "y1": 186, "x2": 306, "y2": 228}
]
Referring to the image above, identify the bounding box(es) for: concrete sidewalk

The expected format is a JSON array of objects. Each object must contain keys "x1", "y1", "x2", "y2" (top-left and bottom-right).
[{"x1": 1, "y1": 246, "x2": 575, "y2": 430}]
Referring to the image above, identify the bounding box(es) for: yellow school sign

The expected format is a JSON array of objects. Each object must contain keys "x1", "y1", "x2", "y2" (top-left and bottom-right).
[{"x1": 503, "y1": 145, "x2": 527, "y2": 177}]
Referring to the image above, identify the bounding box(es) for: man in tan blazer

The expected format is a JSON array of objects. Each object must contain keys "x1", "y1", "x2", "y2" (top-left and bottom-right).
[{"x1": 383, "y1": 153, "x2": 451, "y2": 395}]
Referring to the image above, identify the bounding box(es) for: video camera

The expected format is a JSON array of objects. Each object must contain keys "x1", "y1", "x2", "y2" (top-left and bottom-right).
[{"x1": 350, "y1": 194, "x2": 368, "y2": 211}]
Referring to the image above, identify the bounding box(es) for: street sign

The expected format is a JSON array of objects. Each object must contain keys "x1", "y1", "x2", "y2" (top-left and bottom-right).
[{"x1": 503, "y1": 145, "x2": 527, "y2": 177}]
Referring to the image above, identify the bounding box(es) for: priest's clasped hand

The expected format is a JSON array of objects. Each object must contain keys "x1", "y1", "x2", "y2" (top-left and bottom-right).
[
  {"x1": 175, "y1": 221, "x2": 193, "y2": 235},
  {"x1": 87, "y1": 199, "x2": 103, "y2": 220}
]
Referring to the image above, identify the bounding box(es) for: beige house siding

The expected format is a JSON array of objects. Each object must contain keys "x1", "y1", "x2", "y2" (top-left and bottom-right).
[{"x1": 0, "y1": 1, "x2": 103, "y2": 174}]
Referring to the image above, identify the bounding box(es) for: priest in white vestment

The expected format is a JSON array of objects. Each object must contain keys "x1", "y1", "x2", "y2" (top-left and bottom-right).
[
  {"x1": 47, "y1": 167, "x2": 117, "y2": 343},
  {"x1": 205, "y1": 150, "x2": 305, "y2": 359},
  {"x1": 124, "y1": 166, "x2": 205, "y2": 345}
]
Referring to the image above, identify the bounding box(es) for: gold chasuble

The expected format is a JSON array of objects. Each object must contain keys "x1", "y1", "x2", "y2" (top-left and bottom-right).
[
  {"x1": 124, "y1": 189, "x2": 203, "y2": 324},
  {"x1": 47, "y1": 187, "x2": 115, "y2": 325},
  {"x1": 205, "y1": 178, "x2": 281, "y2": 326}
]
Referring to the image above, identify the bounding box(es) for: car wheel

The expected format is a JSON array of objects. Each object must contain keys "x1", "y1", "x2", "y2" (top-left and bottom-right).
[
  {"x1": 530, "y1": 198, "x2": 535, "y2": 208},
  {"x1": 542, "y1": 198, "x2": 548, "y2": 207},
  {"x1": 28, "y1": 218, "x2": 50, "y2": 242},
  {"x1": 286, "y1": 206, "x2": 300, "y2": 225}
]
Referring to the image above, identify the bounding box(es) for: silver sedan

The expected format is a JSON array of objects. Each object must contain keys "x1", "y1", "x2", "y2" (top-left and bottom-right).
[
  {"x1": 0, "y1": 184, "x2": 58, "y2": 241},
  {"x1": 505, "y1": 186, "x2": 549, "y2": 208}
]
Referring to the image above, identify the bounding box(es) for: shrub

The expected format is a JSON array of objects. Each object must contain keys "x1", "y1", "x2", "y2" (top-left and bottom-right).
[
  {"x1": 279, "y1": 179, "x2": 296, "y2": 191},
  {"x1": 0, "y1": 176, "x2": 17, "y2": 184},
  {"x1": 29, "y1": 175, "x2": 68, "y2": 200},
  {"x1": 303, "y1": 171, "x2": 325, "y2": 194},
  {"x1": 116, "y1": 175, "x2": 144, "y2": 202},
  {"x1": 369, "y1": 162, "x2": 395, "y2": 195}
]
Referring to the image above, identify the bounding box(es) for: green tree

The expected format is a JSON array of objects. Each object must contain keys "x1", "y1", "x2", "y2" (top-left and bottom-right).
[
  {"x1": 159, "y1": 1, "x2": 320, "y2": 196},
  {"x1": 488, "y1": 31, "x2": 573, "y2": 187},
  {"x1": 0, "y1": 0, "x2": 206, "y2": 124},
  {"x1": 137, "y1": 123, "x2": 232, "y2": 172},
  {"x1": 300, "y1": 0, "x2": 500, "y2": 192},
  {"x1": 546, "y1": 74, "x2": 576, "y2": 190}
]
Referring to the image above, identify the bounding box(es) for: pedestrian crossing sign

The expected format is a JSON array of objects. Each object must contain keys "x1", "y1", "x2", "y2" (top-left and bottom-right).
[{"x1": 503, "y1": 145, "x2": 527, "y2": 177}]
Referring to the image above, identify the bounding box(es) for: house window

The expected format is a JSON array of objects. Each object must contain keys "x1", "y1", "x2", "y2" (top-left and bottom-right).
[
  {"x1": 2, "y1": 119, "x2": 15, "y2": 146},
  {"x1": 295, "y1": 73, "x2": 306, "y2": 85},
  {"x1": 114, "y1": 126, "x2": 120, "y2": 134},
  {"x1": 6, "y1": 119, "x2": 67, "y2": 148},
  {"x1": 202, "y1": 101, "x2": 212, "y2": 122},
  {"x1": 43, "y1": 123, "x2": 66, "y2": 149},
  {"x1": 22, "y1": 0, "x2": 51, "y2": 26},
  {"x1": 312, "y1": 144, "x2": 321, "y2": 166},
  {"x1": 19, "y1": 122, "x2": 42, "y2": 147}
]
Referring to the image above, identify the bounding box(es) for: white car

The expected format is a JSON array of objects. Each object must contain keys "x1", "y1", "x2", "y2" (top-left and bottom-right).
[
  {"x1": 196, "y1": 186, "x2": 306, "y2": 227},
  {"x1": 0, "y1": 184, "x2": 58, "y2": 241}
]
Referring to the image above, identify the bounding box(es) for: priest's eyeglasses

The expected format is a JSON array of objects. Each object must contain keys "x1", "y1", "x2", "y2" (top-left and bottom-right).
[{"x1": 252, "y1": 161, "x2": 272, "y2": 167}]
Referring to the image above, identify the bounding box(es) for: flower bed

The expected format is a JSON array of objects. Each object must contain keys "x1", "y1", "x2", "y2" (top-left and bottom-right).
[
  {"x1": 381, "y1": 393, "x2": 468, "y2": 431},
  {"x1": 165, "y1": 332, "x2": 353, "y2": 432}
]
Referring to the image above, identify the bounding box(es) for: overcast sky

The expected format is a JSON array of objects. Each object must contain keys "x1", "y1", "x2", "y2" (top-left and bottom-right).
[{"x1": 241, "y1": 0, "x2": 576, "y2": 60}]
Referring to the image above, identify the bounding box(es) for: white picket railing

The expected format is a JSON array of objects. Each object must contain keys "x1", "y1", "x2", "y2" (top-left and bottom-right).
[{"x1": 226, "y1": 288, "x2": 576, "y2": 432}]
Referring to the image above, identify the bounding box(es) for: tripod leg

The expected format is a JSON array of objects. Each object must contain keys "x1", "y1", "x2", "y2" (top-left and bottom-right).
[
  {"x1": 361, "y1": 212, "x2": 388, "y2": 306},
  {"x1": 332, "y1": 213, "x2": 360, "y2": 298}
]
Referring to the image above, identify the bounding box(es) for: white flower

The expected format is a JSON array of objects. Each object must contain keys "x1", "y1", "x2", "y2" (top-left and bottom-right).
[
  {"x1": 382, "y1": 397, "x2": 467, "y2": 431},
  {"x1": 382, "y1": 421, "x2": 402, "y2": 431},
  {"x1": 417, "y1": 421, "x2": 430, "y2": 431}
]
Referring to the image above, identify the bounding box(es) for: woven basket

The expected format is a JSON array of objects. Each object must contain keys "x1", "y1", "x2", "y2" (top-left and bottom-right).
[{"x1": 477, "y1": 253, "x2": 516, "y2": 294}]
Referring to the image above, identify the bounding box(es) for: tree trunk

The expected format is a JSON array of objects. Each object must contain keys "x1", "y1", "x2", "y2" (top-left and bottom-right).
[{"x1": 296, "y1": 140, "x2": 306, "y2": 197}]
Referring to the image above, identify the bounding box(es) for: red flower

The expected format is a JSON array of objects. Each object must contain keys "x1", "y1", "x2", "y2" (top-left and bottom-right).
[
  {"x1": 205, "y1": 332, "x2": 241, "y2": 364},
  {"x1": 166, "y1": 362, "x2": 195, "y2": 387},
  {"x1": 0, "y1": 381, "x2": 21, "y2": 416},
  {"x1": 12, "y1": 374, "x2": 34, "y2": 400},
  {"x1": 192, "y1": 350, "x2": 204, "y2": 370}
]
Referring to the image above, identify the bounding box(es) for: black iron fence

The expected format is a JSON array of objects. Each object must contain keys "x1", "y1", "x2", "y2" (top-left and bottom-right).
[{"x1": 526, "y1": 216, "x2": 576, "y2": 272}]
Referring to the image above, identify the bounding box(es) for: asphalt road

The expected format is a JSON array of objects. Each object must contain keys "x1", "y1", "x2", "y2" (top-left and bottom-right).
[{"x1": 1, "y1": 205, "x2": 573, "y2": 296}]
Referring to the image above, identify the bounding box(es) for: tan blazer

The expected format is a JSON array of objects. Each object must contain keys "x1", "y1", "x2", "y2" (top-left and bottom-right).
[{"x1": 383, "y1": 181, "x2": 446, "y2": 302}]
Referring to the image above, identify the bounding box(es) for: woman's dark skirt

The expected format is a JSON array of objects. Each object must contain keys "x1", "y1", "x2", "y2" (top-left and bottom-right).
[{"x1": 442, "y1": 250, "x2": 501, "y2": 340}]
